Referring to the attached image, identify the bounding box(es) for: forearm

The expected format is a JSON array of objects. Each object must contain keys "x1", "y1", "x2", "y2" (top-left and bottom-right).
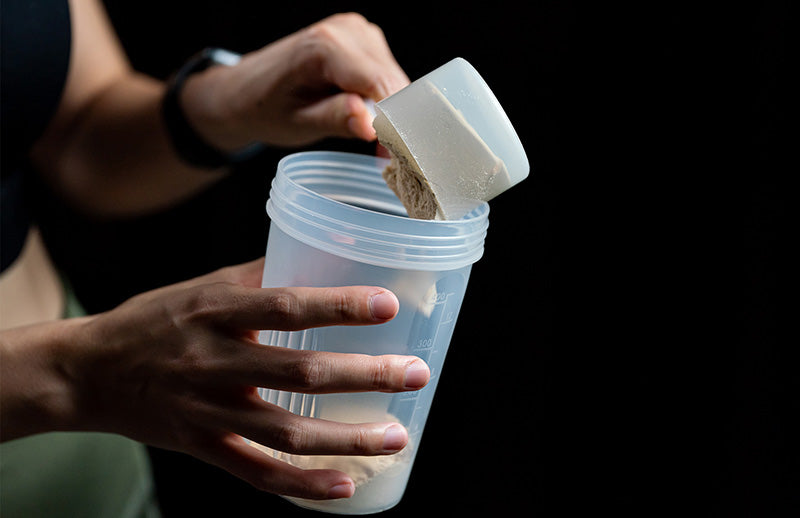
[
  {"x1": 26, "y1": 0, "x2": 235, "y2": 217},
  {"x1": 27, "y1": 5, "x2": 405, "y2": 217},
  {"x1": 0, "y1": 319, "x2": 89, "y2": 441}
]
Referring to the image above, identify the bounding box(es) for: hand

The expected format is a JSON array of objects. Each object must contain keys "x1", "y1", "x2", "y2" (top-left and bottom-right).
[
  {"x1": 183, "y1": 13, "x2": 410, "y2": 150},
  {"x1": 63, "y1": 258, "x2": 429, "y2": 499}
]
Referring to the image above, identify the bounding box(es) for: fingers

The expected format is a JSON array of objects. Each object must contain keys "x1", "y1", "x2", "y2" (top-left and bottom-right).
[
  {"x1": 176, "y1": 280, "x2": 430, "y2": 392},
  {"x1": 228, "y1": 346, "x2": 430, "y2": 394},
  {"x1": 208, "y1": 351, "x2": 427, "y2": 455},
  {"x1": 228, "y1": 13, "x2": 408, "y2": 146},
  {"x1": 168, "y1": 354, "x2": 425, "y2": 498},
  {"x1": 206, "y1": 399, "x2": 410, "y2": 457},
  {"x1": 194, "y1": 284, "x2": 399, "y2": 331},
  {"x1": 293, "y1": 12, "x2": 411, "y2": 141},
  {"x1": 295, "y1": 92, "x2": 378, "y2": 141},
  {"x1": 306, "y1": 13, "x2": 410, "y2": 101},
  {"x1": 192, "y1": 432, "x2": 356, "y2": 500}
]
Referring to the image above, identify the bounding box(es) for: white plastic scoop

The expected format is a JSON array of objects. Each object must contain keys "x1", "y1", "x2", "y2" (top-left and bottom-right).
[{"x1": 373, "y1": 57, "x2": 529, "y2": 220}]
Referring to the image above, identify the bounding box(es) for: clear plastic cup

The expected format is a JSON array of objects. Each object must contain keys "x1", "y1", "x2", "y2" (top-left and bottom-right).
[
  {"x1": 373, "y1": 57, "x2": 529, "y2": 220},
  {"x1": 257, "y1": 151, "x2": 489, "y2": 514}
]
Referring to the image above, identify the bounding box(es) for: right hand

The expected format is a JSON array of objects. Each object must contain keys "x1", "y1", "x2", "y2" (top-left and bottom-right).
[
  {"x1": 63, "y1": 258, "x2": 429, "y2": 499},
  {"x1": 182, "y1": 12, "x2": 410, "y2": 151}
]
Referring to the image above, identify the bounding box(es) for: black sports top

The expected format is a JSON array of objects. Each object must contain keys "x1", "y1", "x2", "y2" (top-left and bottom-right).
[{"x1": 1, "y1": 0, "x2": 72, "y2": 272}]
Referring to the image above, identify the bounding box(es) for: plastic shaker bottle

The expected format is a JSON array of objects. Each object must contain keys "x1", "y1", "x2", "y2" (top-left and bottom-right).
[{"x1": 257, "y1": 57, "x2": 527, "y2": 515}]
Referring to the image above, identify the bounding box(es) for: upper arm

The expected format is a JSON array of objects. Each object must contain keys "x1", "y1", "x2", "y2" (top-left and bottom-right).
[{"x1": 34, "y1": 0, "x2": 131, "y2": 146}]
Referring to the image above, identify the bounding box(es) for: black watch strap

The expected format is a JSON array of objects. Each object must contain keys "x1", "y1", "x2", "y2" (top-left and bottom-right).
[{"x1": 162, "y1": 48, "x2": 265, "y2": 169}]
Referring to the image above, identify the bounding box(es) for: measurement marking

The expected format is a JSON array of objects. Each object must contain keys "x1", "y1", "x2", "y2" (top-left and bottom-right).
[
  {"x1": 439, "y1": 311, "x2": 455, "y2": 326},
  {"x1": 413, "y1": 337, "x2": 434, "y2": 350},
  {"x1": 425, "y1": 293, "x2": 447, "y2": 348}
]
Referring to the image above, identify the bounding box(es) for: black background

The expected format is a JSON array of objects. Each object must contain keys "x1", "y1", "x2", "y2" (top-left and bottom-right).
[{"x1": 33, "y1": 1, "x2": 793, "y2": 516}]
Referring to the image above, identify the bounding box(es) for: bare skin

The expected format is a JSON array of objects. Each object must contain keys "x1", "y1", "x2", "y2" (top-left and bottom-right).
[
  {"x1": 31, "y1": 2, "x2": 408, "y2": 216},
  {"x1": 1, "y1": 0, "x2": 420, "y2": 502},
  {"x1": 1, "y1": 258, "x2": 430, "y2": 500}
]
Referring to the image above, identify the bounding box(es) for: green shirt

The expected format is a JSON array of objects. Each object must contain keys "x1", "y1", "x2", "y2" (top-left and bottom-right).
[{"x1": 0, "y1": 280, "x2": 160, "y2": 517}]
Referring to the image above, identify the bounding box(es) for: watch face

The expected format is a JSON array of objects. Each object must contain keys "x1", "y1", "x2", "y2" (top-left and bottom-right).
[{"x1": 207, "y1": 48, "x2": 241, "y2": 66}]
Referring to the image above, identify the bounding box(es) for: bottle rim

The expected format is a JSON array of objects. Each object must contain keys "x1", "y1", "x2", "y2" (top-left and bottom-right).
[{"x1": 266, "y1": 151, "x2": 489, "y2": 271}]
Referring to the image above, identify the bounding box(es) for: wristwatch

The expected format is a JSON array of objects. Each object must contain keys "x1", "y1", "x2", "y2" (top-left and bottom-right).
[{"x1": 162, "y1": 47, "x2": 265, "y2": 169}]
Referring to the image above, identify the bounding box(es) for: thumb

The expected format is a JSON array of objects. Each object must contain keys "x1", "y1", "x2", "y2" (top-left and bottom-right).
[{"x1": 297, "y1": 92, "x2": 377, "y2": 142}]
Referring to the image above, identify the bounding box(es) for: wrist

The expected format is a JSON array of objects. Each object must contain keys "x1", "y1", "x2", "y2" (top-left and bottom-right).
[
  {"x1": 181, "y1": 65, "x2": 253, "y2": 152},
  {"x1": 162, "y1": 48, "x2": 265, "y2": 169},
  {"x1": 0, "y1": 318, "x2": 92, "y2": 440}
]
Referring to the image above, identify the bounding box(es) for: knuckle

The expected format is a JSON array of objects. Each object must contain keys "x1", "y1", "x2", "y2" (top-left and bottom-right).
[
  {"x1": 369, "y1": 357, "x2": 393, "y2": 390},
  {"x1": 174, "y1": 349, "x2": 208, "y2": 382},
  {"x1": 334, "y1": 13, "x2": 384, "y2": 44},
  {"x1": 266, "y1": 290, "x2": 300, "y2": 324},
  {"x1": 351, "y1": 426, "x2": 374, "y2": 455},
  {"x1": 295, "y1": 30, "x2": 330, "y2": 72},
  {"x1": 215, "y1": 264, "x2": 246, "y2": 285},
  {"x1": 305, "y1": 13, "x2": 372, "y2": 51},
  {"x1": 178, "y1": 284, "x2": 225, "y2": 323},
  {"x1": 329, "y1": 290, "x2": 357, "y2": 320},
  {"x1": 289, "y1": 354, "x2": 327, "y2": 391},
  {"x1": 325, "y1": 12, "x2": 367, "y2": 27},
  {"x1": 305, "y1": 19, "x2": 337, "y2": 45},
  {"x1": 340, "y1": 12, "x2": 369, "y2": 26},
  {"x1": 275, "y1": 420, "x2": 309, "y2": 453},
  {"x1": 364, "y1": 19, "x2": 385, "y2": 39}
]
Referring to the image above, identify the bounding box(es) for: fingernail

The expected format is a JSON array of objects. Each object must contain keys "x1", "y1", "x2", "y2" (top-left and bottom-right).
[
  {"x1": 403, "y1": 360, "x2": 430, "y2": 390},
  {"x1": 327, "y1": 481, "x2": 355, "y2": 499},
  {"x1": 369, "y1": 291, "x2": 398, "y2": 320},
  {"x1": 348, "y1": 115, "x2": 376, "y2": 140},
  {"x1": 382, "y1": 424, "x2": 408, "y2": 452},
  {"x1": 362, "y1": 98, "x2": 377, "y2": 120}
]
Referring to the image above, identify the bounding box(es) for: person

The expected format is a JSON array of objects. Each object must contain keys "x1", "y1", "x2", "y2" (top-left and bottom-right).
[{"x1": 0, "y1": 0, "x2": 429, "y2": 515}]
